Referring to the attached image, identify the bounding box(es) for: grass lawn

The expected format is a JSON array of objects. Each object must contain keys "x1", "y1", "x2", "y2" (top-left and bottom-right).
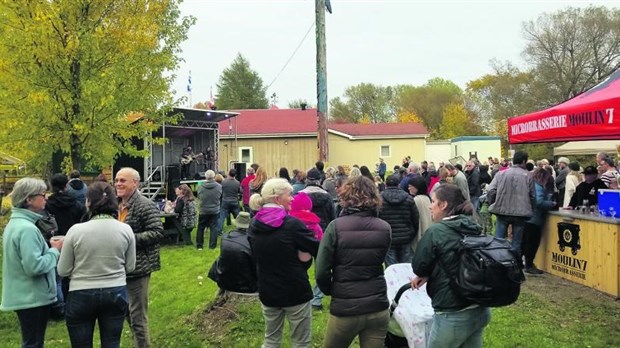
[{"x1": 1, "y1": 219, "x2": 620, "y2": 347}]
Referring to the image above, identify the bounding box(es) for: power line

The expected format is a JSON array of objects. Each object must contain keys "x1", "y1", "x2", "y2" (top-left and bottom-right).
[{"x1": 267, "y1": 20, "x2": 315, "y2": 89}]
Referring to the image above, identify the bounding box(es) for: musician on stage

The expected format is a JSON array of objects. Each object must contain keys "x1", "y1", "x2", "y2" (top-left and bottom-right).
[{"x1": 181, "y1": 145, "x2": 195, "y2": 179}]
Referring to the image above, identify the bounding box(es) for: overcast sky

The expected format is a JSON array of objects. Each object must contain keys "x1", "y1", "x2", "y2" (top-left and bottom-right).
[{"x1": 173, "y1": 0, "x2": 618, "y2": 107}]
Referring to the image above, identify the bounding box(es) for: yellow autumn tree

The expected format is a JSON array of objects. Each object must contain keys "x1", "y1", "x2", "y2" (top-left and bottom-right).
[
  {"x1": 0, "y1": 1, "x2": 195, "y2": 170},
  {"x1": 396, "y1": 110, "x2": 423, "y2": 123},
  {"x1": 436, "y1": 103, "x2": 480, "y2": 139}
]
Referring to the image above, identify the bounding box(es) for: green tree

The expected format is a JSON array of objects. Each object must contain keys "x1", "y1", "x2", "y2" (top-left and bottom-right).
[
  {"x1": 0, "y1": 0, "x2": 194, "y2": 170},
  {"x1": 329, "y1": 83, "x2": 394, "y2": 123},
  {"x1": 393, "y1": 78, "x2": 462, "y2": 135},
  {"x1": 215, "y1": 53, "x2": 269, "y2": 110},
  {"x1": 523, "y1": 6, "x2": 620, "y2": 104}
]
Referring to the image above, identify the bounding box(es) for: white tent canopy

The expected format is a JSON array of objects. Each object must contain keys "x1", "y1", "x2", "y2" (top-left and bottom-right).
[{"x1": 553, "y1": 140, "x2": 619, "y2": 156}]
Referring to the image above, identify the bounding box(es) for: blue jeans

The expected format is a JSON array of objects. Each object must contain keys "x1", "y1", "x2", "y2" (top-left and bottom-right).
[
  {"x1": 471, "y1": 195, "x2": 480, "y2": 213},
  {"x1": 385, "y1": 245, "x2": 413, "y2": 267},
  {"x1": 219, "y1": 201, "x2": 241, "y2": 229},
  {"x1": 16, "y1": 304, "x2": 51, "y2": 348},
  {"x1": 65, "y1": 286, "x2": 128, "y2": 348},
  {"x1": 311, "y1": 284, "x2": 324, "y2": 307},
  {"x1": 196, "y1": 213, "x2": 220, "y2": 249},
  {"x1": 429, "y1": 306, "x2": 491, "y2": 348},
  {"x1": 494, "y1": 215, "x2": 527, "y2": 257}
]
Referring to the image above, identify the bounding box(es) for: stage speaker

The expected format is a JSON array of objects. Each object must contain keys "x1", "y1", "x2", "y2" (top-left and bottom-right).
[
  {"x1": 234, "y1": 162, "x2": 247, "y2": 182},
  {"x1": 166, "y1": 165, "x2": 181, "y2": 200}
]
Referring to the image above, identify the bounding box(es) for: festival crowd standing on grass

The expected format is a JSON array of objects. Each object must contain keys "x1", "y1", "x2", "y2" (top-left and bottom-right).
[
  {"x1": 522, "y1": 168, "x2": 556, "y2": 275},
  {"x1": 45, "y1": 173, "x2": 87, "y2": 320},
  {"x1": 173, "y1": 184, "x2": 197, "y2": 245},
  {"x1": 380, "y1": 175, "x2": 418, "y2": 266},
  {"x1": 411, "y1": 184, "x2": 491, "y2": 348},
  {"x1": 115, "y1": 167, "x2": 163, "y2": 348},
  {"x1": 58, "y1": 182, "x2": 136, "y2": 348},
  {"x1": 1, "y1": 178, "x2": 63, "y2": 348},
  {"x1": 196, "y1": 170, "x2": 222, "y2": 250},
  {"x1": 248, "y1": 178, "x2": 319, "y2": 348},
  {"x1": 316, "y1": 176, "x2": 392, "y2": 348},
  {"x1": 486, "y1": 151, "x2": 535, "y2": 257},
  {"x1": 240, "y1": 166, "x2": 256, "y2": 213}
]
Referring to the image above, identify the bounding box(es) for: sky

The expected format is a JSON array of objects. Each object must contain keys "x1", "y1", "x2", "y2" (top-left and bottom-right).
[{"x1": 173, "y1": 0, "x2": 618, "y2": 107}]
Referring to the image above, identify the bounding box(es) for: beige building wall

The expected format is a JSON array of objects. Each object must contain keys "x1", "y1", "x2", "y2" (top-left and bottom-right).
[
  {"x1": 328, "y1": 133, "x2": 426, "y2": 170},
  {"x1": 452, "y1": 139, "x2": 501, "y2": 163},
  {"x1": 219, "y1": 136, "x2": 318, "y2": 176}
]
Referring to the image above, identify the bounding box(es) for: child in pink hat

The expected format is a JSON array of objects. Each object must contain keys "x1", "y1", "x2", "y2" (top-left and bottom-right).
[{"x1": 289, "y1": 192, "x2": 323, "y2": 262}]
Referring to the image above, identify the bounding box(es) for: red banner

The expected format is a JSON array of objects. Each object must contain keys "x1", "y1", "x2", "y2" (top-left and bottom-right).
[{"x1": 508, "y1": 70, "x2": 620, "y2": 144}]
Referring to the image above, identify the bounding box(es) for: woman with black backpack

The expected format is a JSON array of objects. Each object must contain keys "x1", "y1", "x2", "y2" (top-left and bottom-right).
[{"x1": 411, "y1": 184, "x2": 491, "y2": 348}]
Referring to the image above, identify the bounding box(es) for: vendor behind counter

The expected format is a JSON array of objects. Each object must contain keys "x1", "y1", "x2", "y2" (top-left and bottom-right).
[{"x1": 568, "y1": 165, "x2": 608, "y2": 208}]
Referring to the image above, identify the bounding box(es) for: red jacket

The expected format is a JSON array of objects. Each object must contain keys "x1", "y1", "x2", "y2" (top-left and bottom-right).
[{"x1": 241, "y1": 174, "x2": 256, "y2": 205}]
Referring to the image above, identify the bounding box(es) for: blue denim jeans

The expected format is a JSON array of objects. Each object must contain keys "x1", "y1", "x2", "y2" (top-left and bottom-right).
[
  {"x1": 16, "y1": 304, "x2": 51, "y2": 348},
  {"x1": 429, "y1": 306, "x2": 491, "y2": 348},
  {"x1": 385, "y1": 245, "x2": 413, "y2": 267},
  {"x1": 494, "y1": 215, "x2": 527, "y2": 257},
  {"x1": 311, "y1": 284, "x2": 324, "y2": 307},
  {"x1": 196, "y1": 213, "x2": 220, "y2": 249},
  {"x1": 65, "y1": 286, "x2": 128, "y2": 348},
  {"x1": 219, "y1": 201, "x2": 241, "y2": 230}
]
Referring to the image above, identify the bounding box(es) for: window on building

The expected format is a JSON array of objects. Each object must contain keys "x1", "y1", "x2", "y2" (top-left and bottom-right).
[
  {"x1": 239, "y1": 147, "x2": 253, "y2": 163},
  {"x1": 380, "y1": 145, "x2": 391, "y2": 158}
]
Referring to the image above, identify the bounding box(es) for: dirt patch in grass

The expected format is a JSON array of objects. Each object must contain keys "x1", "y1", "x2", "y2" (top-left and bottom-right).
[{"x1": 195, "y1": 292, "x2": 260, "y2": 346}]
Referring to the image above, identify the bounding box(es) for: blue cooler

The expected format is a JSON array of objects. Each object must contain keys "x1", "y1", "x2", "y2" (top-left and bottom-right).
[{"x1": 598, "y1": 189, "x2": 620, "y2": 217}]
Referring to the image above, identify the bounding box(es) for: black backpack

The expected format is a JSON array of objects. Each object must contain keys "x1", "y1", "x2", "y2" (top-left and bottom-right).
[{"x1": 451, "y1": 234, "x2": 525, "y2": 307}]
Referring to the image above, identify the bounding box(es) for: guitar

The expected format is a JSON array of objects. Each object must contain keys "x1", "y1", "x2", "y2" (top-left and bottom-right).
[{"x1": 180, "y1": 155, "x2": 194, "y2": 165}]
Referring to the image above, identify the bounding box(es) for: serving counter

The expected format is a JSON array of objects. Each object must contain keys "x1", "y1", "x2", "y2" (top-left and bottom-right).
[{"x1": 534, "y1": 210, "x2": 620, "y2": 298}]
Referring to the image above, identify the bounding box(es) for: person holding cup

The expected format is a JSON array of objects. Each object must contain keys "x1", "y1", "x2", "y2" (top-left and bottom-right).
[
  {"x1": 1, "y1": 178, "x2": 63, "y2": 348},
  {"x1": 57, "y1": 182, "x2": 136, "y2": 348}
]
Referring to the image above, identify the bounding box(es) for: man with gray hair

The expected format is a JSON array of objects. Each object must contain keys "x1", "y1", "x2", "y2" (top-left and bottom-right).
[
  {"x1": 445, "y1": 163, "x2": 470, "y2": 201},
  {"x1": 197, "y1": 170, "x2": 222, "y2": 249},
  {"x1": 555, "y1": 157, "x2": 570, "y2": 206},
  {"x1": 115, "y1": 167, "x2": 163, "y2": 348}
]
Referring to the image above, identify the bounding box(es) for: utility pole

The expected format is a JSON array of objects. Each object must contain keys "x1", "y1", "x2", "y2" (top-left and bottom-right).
[{"x1": 316, "y1": 0, "x2": 329, "y2": 162}]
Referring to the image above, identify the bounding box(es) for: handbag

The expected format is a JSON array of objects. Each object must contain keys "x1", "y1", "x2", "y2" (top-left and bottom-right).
[{"x1": 35, "y1": 214, "x2": 59, "y2": 242}]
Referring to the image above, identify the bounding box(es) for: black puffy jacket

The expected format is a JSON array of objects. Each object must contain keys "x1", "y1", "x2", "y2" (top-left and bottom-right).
[
  {"x1": 379, "y1": 188, "x2": 419, "y2": 246},
  {"x1": 210, "y1": 230, "x2": 257, "y2": 293},
  {"x1": 122, "y1": 190, "x2": 164, "y2": 279},
  {"x1": 316, "y1": 209, "x2": 391, "y2": 317}
]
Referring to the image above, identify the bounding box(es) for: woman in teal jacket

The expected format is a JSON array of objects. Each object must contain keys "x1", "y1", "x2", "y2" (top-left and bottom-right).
[{"x1": 1, "y1": 178, "x2": 63, "y2": 348}]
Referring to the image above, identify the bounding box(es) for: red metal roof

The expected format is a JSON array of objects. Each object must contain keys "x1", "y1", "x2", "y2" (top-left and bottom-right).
[
  {"x1": 219, "y1": 108, "x2": 428, "y2": 137},
  {"x1": 329, "y1": 122, "x2": 428, "y2": 137},
  {"x1": 219, "y1": 108, "x2": 317, "y2": 136}
]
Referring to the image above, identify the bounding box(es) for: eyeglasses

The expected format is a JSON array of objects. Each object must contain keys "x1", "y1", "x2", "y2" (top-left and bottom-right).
[{"x1": 30, "y1": 193, "x2": 47, "y2": 199}]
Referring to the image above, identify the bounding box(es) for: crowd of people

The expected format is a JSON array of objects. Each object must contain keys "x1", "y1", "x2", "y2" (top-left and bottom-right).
[{"x1": 2, "y1": 149, "x2": 619, "y2": 348}]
